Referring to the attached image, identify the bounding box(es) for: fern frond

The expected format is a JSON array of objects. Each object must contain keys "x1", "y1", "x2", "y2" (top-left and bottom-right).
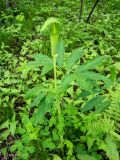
[
  {"x1": 105, "y1": 84, "x2": 120, "y2": 132},
  {"x1": 81, "y1": 113, "x2": 115, "y2": 136},
  {"x1": 87, "y1": 115, "x2": 115, "y2": 135}
]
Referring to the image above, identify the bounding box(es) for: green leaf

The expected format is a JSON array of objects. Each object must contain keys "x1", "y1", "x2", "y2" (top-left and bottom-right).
[
  {"x1": 1, "y1": 130, "x2": 10, "y2": 140},
  {"x1": 76, "y1": 74, "x2": 92, "y2": 93},
  {"x1": 16, "y1": 140, "x2": 24, "y2": 151},
  {"x1": 64, "y1": 140, "x2": 73, "y2": 148},
  {"x1": 25, "y1": 86, "x2": 44, "y2": 99},
  {"x1": 27, "y1": 54, "x2": 53, "y2": 75},
  {"x1": 57, "y1": 74, "x2": 75, "y2": 94},
  {"x1": 30, "y1": 92, "x2": 46, "y2": 108},
  {"x1": 41, "y1": 63, "x2": 53, "y2": 76},
  {"x1": 10, "y1": 144, "x2": 17, "y2": 152},
  {"x1": 81, "y1": 96, "x2": 105, "y2": 112},
  {"x1": 77, "y1": 154, "x2": 98, "y2": 160},
  {"x1": 34, "y1": 95, "x2": 53, "y2": 125},
  {"x1": 1, "y1": 148, "x2": 7, "y2": 156},
  {"x1": 77, "y1": 71, "x2": 108, "y2": 82},
  {"x1": 64, "y1": 140, "x2": 73, "y2": 156},
  {"x1": 9, "y1": 122, "x2": 16, "y2": 136},
  {"x1": 33, "y1": 53, "x2": 53, "y2": 75},
  {"x1": 95, "y1": 100, "x2": 111, "y2": 113},
  {"x1": 105, "y1": 134, "x2": 119, "y2": 160},
  {"x1": 27, "y1": 61, "x2": 40, "y2": 68},
  {"x1": 61, "y1": 74, "x2": 75, "y2": 86},
  {"x1": 56, "y1": 38, "x2": 64, "y2": 68},
  {"x1": 9, "y1": 114, "x2": 17, "y2": 136},
  {"x1": 33, "y1": 100, "x2": 46, "y2": 125},
  {"x1": 110, "y1": 66, "x2": 116, "y2": 82},
  {"x1": 87, "y1": 137, "x2": 95, "y2": 149},
  {"x1": 53, "y1": 155, "x2": 62, "y2": 160},
  {"x1": 66, "y1": 48, "x2": 84, "y2": 70},
  {"x1": 114, "y1": 62, "x2": 120, "y2": 71},
  {"x1": 29, "y1": 146, "x2": 35, "y2": 153},
  {"x1": 42, "y1": 138, "x2": 56, "y2": 149},
  {"x1": 0, "y1": 120, "x2": 9, "y2": 130},
  {"x1": 76, "y1": 56, "x2": 105, "y2": 72},
  {"x1": 33, "y1": 53, "x2": 53, "y2": 66}
]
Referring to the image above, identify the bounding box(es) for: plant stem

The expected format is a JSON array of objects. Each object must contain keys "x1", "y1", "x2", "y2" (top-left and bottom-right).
[
  {"x1": 86, "y1": 0, "x2": 100, "y2": 23},
  {"x1": 57, "y1": 100, "x2": 64, "y2": 155},
  {"x1": 53, "y1": 53, "x2": 57, "y2": 89},
  {"x1": 50, "y1": 24, "x2": 59, "y2": 89},
  {"x1": 79, "y1": 0, "x2": 84, "y2": 22}
]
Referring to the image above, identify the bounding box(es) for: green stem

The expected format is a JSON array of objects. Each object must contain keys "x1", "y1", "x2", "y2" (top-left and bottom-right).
[
  {"x1": 53, "y1": 54, "x2": 57, "y2": 89},
  {"x1": 50, "y1": 24, "x2": 59, "y2": 89},
  {"x1": 57, "y1": 100, "x2": 64, "y2": 155}
]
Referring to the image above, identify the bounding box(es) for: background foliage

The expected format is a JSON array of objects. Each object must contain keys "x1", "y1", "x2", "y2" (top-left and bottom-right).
[{"x1": 0, "y1": 0, "x2": 120, "y2": 159}]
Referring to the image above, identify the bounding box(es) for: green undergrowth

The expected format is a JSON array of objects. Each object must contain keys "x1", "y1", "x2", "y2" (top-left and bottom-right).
[{"x1": 0, "y1": 0, "x2": 120, "y2": 160}]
